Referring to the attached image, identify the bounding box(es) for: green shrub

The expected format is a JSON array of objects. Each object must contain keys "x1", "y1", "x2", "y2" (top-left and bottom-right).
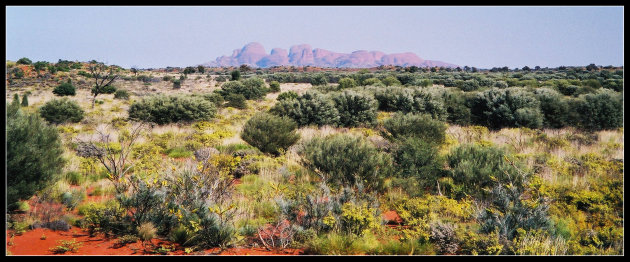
[
  {"x1": 166, "y1": 147, "x2": 193, "y2": 158},
  {"x1": 310, "y1": 74, "x2": 328, "y2": 86},
  {"x1": 533, "y1": 88, "x2": 569, "y2": 128},
  {"x1": 53, "y1": 81, "x2": 76, "y2": 96},
  {"x1": 394, "y1": 137, "x2": 443, "y2": 190},
  {"x1": 219, "y1": 79, "x2": 267, "y2": 100},
  {"x1": 39, "y1": 98, "x2": 84, "y2": 124},
  {"x1": 361, "y1": 77, "x2": 383, "y2": 86},
  {"x1": 382, "y1": 76, "x2": 402, "y2": 86},
  {"x1": 574, "y1": 89, "x2": 623, "y2": 131},
  {"x1": 269, "y1": 80, "x2": 281, "y2": 92},
  {"x1": 100, "y1": 85, "x2": 117, "y2": 94},
  {"x1": 200, "y1": 92, "x2": 225, "y2": 107},
  {"x1": 382, "y1": 112, "x2": 446, "y2": 144},
  {"x1": 173, "y1": 79, "x2": 182, "y2": 89},
  {"x1": 16, "y1": 57, "x2": 32, "y2": 65},
  {"x1": 241, "y1": 112, "x2": 300, "y2": 155},
  {"x1": 332, "y1": 91, "x2": 378, "y2": 127},
  {"x1": 270, "y1": 91, "x2": 340, "y2": 127},
  {"x1": 299, "y1": 134, "x2": 394, "y2": 191},
  {"x1": 224, "y1": 93, "x2": 247, "y2": 109},
  {"x1": 458, "y1": 79, "x2": 480, "y2": 91},
  {"x1": 277, "y1": 91, "x2": 298, "y2": 101},
  {"x1": 470, "y1": 88, "x2": 543, "y2": 129},
  {"x1": 230, "y1": 70, "x2": 241, "y2": 81},
  {"x1": 442, "y1": 89, "x2": 472, "y2": 125},
  {"x1": 445, "y1": 144, "x2": 525, "y2": 200},
  {"x1": 114, "y1": 89, "x2": 130, "y2": 100},
  {"x1": 338, "y1": 77, "x2": 357, "y2": 89},
  {"x1": 21, "y1": 93, "x2": 29, "y2": 107},
  {"x1": 65, "y1": 171, "x2": 84, "y2": 186},
  {"x1": 128, "y1": 94, "x2": 217, "y2": 125}
]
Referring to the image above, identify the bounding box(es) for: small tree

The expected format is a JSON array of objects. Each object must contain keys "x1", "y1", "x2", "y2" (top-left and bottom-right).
[
  {"x1": 16, "y1": 57, "x2": 32, "y2": 65},
  {"x1": 197, "y1": 65, "x2": 205, "y2": 74},
  {"x1": 33, "y1": 61, "x2": 49, "y2": 77},
  {"x1": 183, "y1": 66, "x2": 196, "y2": 76},
  {"x1": 231, "y1": 70, "x2": 241, "y2": 81},
  {"x1": 89, "y1": 62, "x2": 119, "y2": 108},
  {"x1": 21, "y1": 93, "x2": 29, "y2": 107},
  {"x1": 241, "y1": 112, "x2": 300, "y2": 155},
  {"x1": 7, "y1": 104, "x2": 65, "y2": 207},
  {"x1": 383, "y1": 112, "x2": 447, "y2": 145},
  {"x1": 337, "y1": 78, "x2": 357, "y2": 89}
]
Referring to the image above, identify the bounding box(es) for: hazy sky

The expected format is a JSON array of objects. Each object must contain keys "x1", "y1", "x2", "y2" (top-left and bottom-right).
[{"x1": 6, "y1": 6, "x2": 624, "y2": 69}]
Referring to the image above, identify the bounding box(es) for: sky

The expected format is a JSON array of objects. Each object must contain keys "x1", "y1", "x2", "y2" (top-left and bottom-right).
[{"x1": 5, "y1": 6, "x2": 624, "y2": 69}]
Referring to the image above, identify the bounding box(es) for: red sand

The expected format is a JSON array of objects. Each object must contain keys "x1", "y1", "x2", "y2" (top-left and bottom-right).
[
  {"x1": 382, "y1": 210, "x2": 403, "y2": 224},
  {"x1": 6, "y1": 228, "x2": 303, "y2": 256}
]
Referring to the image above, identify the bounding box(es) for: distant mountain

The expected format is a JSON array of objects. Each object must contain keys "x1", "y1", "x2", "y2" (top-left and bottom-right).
[{"x1": 204, "y1": 42, "x2": 458, "y2": 68}]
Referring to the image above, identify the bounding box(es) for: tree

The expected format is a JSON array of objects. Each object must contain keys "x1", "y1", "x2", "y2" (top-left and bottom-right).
[
  {"x1": 337, "y1": 77, "x2": 357, "y2": 89},
  {"x1": 21, "y1": 93, "x2": 29, "y2": 107},
  {"x1": 33, "y1": 61, "x2": 49, "y2": 77},
  {"x1": 197, "y1": 65, "x2": 205, "y2": 74},
  {"x1": 75, "y1": 122, "x2": 147, "y2": 192},
  {"x1": 241, "y1": 112, "x2": 300, "y2": 155},
  {"x1": 16, "y1": 57, "x2": 32, "y2": 65},
  {"x1": 7, "y1": 104, "x2": 65, "y2": 207},
  {"x1": 231, "y1": 70, "x2": 241, "y2": 81},
  {"x1": 130, "y1": 66, "x2": 139, "y2": 77},
  {"x1": 183, "y1": 66, "x2": 196, "y2": 76},
  {"x1": 88, "y1": 61, "x2": 119, "y2": 108}
]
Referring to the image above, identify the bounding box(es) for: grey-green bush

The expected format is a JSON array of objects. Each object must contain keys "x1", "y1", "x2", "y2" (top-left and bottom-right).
[
  {"x1": 382, "y1": 112, "x2": 447, "y2": 145},
  {"x1": 128, "y1": 94, "x2": 216, "y2": 125},
  {"x1": 574, "y1": 89, "x2": 623, "y2": 131},
  {"x1": 270, "y1": 91, "x2": 340, "y2": 127},
  {"x1": 7, "y1": 104, "x2": 64, "y2": 207},
  {"x1": 299, "y1": 134, "x2": 394, "y2": 191},
  {"x1": 332, "y1": 90, "x2": 378, "y2": 127},
  {"x1": 533, "y1": 88, "x2": 568, "y2": 128},
  {"x1": 39, "y1": 98, "x2": 84, "y2": 124},
  {"x1": 53, "y1": 81, "x2": 76, "y2": 96},
  {"x1": 470, "y1": 88, "x2": 543, "y2": 129},
  {"x1": 241, "y1": 112, "x2": 300, "y2": 155}
]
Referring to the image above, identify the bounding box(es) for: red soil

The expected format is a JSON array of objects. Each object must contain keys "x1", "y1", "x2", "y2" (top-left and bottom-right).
[
  {"x1": 382, "y1": 210, "x2": 403, "y2": 224},
  {"x1": 7, "y1": 228, "x2": 303, "y2": 256}
]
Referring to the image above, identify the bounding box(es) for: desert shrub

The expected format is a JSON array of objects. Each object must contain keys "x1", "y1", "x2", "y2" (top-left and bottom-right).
[
  {"x1": 53, "y1": 80, "x2": 76, "y2": 96},
  {"x1": 100, "y1": 85, "x2": 117, "y2": 94},
  {"x1": 382, "y1": 113, "x2": 446, "y2": 144},
  {"x1": 573, "y1": 89, "x2": 623, "y2": 131},
  {"x1": 478, "y1": 185, "x2": 552, "y2": 246},
  {"x1": 166, "y1": 146, "x2": 193, "y2": 158},
  {"x1": 270, "y1": 91, "x2": 340, "y2": 127},
  {"x1": 173, "y1": 79, "x2": 182, "y2": 89},
  {"x1": 470, "y1": 88, "x2": 543, "y2": 129},
  {"x1": 299, "y1": 134, "x2": 394, "y2": 191},
  {"x1": 277, "y1": 91, "x2": 298, "y2": 101},
  {"x1": 458, "y1": 231, "x2": 504, "y2": 255},
  {"x1": 128, "y1": 94, "x2": 217, "y2": 125},
  {"x1": 39, "y1": 98, "x2": 84, "y2": 124},
  {"x1": 49, "y1": 239, "x2": 82, "y2": 254},
  {"x1": 200, "y1": 92, "x2": 225, "y2": 107},
  {"x1": 494, "y1": 80, "x2": 509, "y2": 88},
  {"x1": 21, "y1": 93, "x2": 29, "y2": 107},
  {"x1": 17, "y1": 57, "x2": 32, "y2": 65},
  {"x1": 114, "y1": 89, "x2": 130, "y2": 100},
  {"x1": 340, "y1": 202, "x2": 380, "y2": 236},
  {"x1": 373, "y1": 87, "x2": 446, "y2": 120},
  {"x1": 430, "y1": 222, "x2": 459, "y2": 254},
  {"x1": 269, "y1": 80, "x2": 281, "y2": 92},
  {"x1": 331, "y1": 90, "x2": 378, "y2": 127},
  {"x1": 441, "y1": 89, "x2": 472, "y2": 125},
  {"x1": 337, "y1": 77, "x2": 357, "y2": 89},
  {"x1": 445, "y1": 144, "x2": 526, "y2": 200},
  {"x1": 602, "y1": 79, "x2": 623, "y2": 92},
  {"x1": 533, "y1": 88, "x2": 569, "y2": 128},
  {"x1": 458, "y1": 79, "x2": 480, "y2": 91},
  {"x1": 361, "y1": 77, "x2": 383, "y2": 86},
  {"x1": 393, "y1": 137, "x2": 443, "y2": 192},
  {"x1": 241, "y1": 112, "x2": 300, "y2": 155},
  {"x1": 224, "y1": 93, "x2": 247, "y2": 109},
  {"x1": 230, "y1": 70, "x2": 240, "y2": 81},
  {"x1": 60, "y1": 189, "x2": 86, "y2": 210},
  {"x1": 219, "y1": 79, "x2": 267, "y2": 100},
  {"x1": 138, "y1": 222, "x2": 157, "y2": 242},
  {"x1": 65, "y1": 171, "x2": 84, "y2": 186},
  {"x1": 80, "y1": 201, "x2": 129, "y2": 236},
  {"x1": 382, "y1": 75, "x2": 402, "y2": 86}
]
